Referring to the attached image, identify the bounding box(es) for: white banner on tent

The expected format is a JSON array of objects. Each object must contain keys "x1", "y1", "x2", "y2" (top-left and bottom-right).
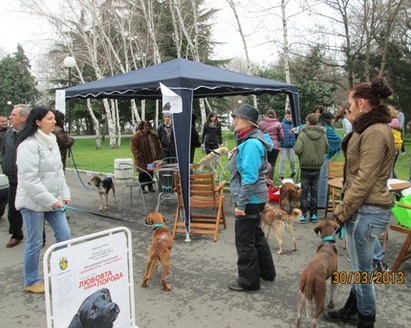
[
  {"x1": 55, "y1": 90, "x2": 66, "y2": 114},
  {"x1": 160, "y1": 82, "x2": 182, "y2": 113},
  {"x1": 43, "y1": 227, "x2": 137, "y2": 328}
]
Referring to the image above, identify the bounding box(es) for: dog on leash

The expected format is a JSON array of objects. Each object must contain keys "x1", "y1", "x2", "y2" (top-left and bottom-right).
[
  {"x1": 87, "y1": 176, "x2": 117, "y2": 211},
  {"x1": 296, "y1": 220, "x2": 340, "y2": 328},
  {"x1": 197, "y1": 146, "x2": 230, "y2": 173},
  {"x1": 141, "y1": 211, "x2": 174, "y2": 291},
  {"x1": 68, "y1": 288, "x2": 120, "y2": 328},
  {"x1": 280, "y1": 181, "x2": 301, "y2": 215},
  {"x1": 260, "y1": 203, "x2": 301, "y2": 254}
]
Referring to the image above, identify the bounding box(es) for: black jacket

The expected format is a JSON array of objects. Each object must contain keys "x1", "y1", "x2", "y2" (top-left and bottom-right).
[
  {"x1": 0, "y1": 128, "x2": 19, "y2": 184},
  {"x1": 201, "y1": 122, "x2": 222, "y2": 146}
]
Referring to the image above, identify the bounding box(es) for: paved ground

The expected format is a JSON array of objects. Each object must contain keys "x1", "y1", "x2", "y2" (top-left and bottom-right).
[{"x1": 0, "y1": 170, "x2": 410, "y2": 328}]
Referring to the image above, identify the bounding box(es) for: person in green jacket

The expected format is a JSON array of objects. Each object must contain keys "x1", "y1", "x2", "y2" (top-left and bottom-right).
[{"x1": 294, "y1": 113, "x2": 329, "y2": 223}]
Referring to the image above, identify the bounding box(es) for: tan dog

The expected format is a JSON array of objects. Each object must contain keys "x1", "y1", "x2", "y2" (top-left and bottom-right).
[
  {"x1": 87, "y1": 176, "x2": 117, "y2": 211},
  {"x1": 296, "y1": 220, "x2": 340, "y2": 328},
  {"x1": 141, "y1": 212, "x2": 174, "y2": 291},
  {"x1": 197, "y1": 146, "x2": 229, "y2": 173},
  {"x1": 260, "y1": 203, "x2": 301, "y2": 254},
  {"x1": 280, "y1": 182, "x2": 301, "y2": 215}
]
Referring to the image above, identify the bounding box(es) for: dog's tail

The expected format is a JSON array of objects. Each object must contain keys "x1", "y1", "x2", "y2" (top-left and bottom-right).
[
  {"x1": 301, "y1": 274, "x2": 315, "y2": 318},
  {"x1": 146, "y1": 255, "x2": 158, "y2": 274},
  {"x1": 290, "y1": 208, "x2": 302, "y2": 223},
  {"x1": 303, "y1": 275, "x2": 326, "y2": 318}
]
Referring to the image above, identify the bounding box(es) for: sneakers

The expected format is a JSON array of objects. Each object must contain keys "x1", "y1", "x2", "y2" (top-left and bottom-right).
[
  {"x1": 310, "y1": 214, "x2": 318, "y2": 223},
  {"x1": 373, "y1": 260, "x2": 389, "y2": 274},
  {"x1": 290, "y1": 172, "x2": 296, "y2": 178},
  {"x1": 23, "y1": 281, "x2": 45, "y2": 294},
  {"x1": 300, "y1": 215, "x2": 306, "y2": 224}
]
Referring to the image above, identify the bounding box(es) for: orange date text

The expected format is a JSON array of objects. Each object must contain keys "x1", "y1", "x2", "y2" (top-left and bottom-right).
[{"x1": 332, "y1": 271, "x2": 404, "y2": 284}]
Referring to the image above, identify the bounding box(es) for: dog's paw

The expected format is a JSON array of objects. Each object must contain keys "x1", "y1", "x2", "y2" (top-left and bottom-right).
[
  {"x1": 140, "y1": 281, "x2": 148, "y2": 288},
  {"x1": 277, "y1": 250, "x2": 283, "y2": 255},
  {"x1": 162, "y1": 284, "x2": 173, "y2": 291}
]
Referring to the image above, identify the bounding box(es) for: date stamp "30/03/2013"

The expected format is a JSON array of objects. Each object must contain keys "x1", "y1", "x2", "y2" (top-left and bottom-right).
[{"x1": 332, "y1": 271, "x2": 405, "y2": 284}]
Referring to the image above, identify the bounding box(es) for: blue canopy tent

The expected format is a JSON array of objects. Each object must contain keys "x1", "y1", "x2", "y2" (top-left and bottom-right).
[{"x1": 65, "y1": 58, "x2": 300, "y2": 241}]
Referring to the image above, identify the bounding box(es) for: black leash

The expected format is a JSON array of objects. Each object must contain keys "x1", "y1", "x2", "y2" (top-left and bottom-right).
[
  {"x1": 56, "y1": 205, "x2": 141, "y2": 224},
  {"x1": 204, "y1": 147, "x2": 221, "y2": 156},
  {"x1": 68, "y1": 148, "x2": 94, "y2": 191}
]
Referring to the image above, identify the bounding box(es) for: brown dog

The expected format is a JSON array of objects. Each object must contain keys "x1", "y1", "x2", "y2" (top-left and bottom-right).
[
  {"x1": 280, "y1": 181, "x2": 301, "y2": 215},
  {"x1": 296, "y1": 220, "x2": 339, "y2": 328},
  {"x1": 87, "y1": 176, "x2": 117, "y2": 211},
  {"x1": 141, "y1": 212, "x2": 174, "y2": 291},
  {"x1": 260, "y1": 203, "x2": 301, "y2": 254}
]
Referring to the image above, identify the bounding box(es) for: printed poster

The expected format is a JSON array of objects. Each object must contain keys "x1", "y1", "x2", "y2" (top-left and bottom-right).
[
  {"x1": 160, "y1": 82, "x2": 182, "y2": 114},
  {"x1": 55, "y1": 90, "x2": 66, "y2": 114},
  {"x1": 49, "y1": 232, "x2": 132, "y2": 327}
]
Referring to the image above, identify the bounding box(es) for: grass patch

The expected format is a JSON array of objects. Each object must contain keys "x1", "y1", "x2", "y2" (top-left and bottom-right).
[{"x1": 70, "y1": 131, "x2": 410, "y2": 183}]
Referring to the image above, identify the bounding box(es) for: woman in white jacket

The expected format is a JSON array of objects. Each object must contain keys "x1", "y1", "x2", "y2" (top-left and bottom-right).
[{"x1": 16, "y1": 106, "x2": 71, "y2": 294}]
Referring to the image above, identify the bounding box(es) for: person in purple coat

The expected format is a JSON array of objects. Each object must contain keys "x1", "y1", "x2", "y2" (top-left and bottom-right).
[{"x1": 258, "y1": 109, "x2": 284, "y2": 182}]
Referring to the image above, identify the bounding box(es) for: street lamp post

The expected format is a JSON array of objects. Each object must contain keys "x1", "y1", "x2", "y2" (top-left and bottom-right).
[{"x1": 64, "y1": 56, "x2": 76, "y2": 135}]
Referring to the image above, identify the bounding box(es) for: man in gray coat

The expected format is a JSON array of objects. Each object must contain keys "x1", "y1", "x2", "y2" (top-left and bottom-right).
[{"x1": 0, "y1": 104, "x2": 30, "y2": 248}]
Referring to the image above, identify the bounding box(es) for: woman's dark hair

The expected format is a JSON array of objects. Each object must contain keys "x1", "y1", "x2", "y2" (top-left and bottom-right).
[
  {"x1": 206, "y1": 112, "x2": 218, "y2": 124},
  {"x1": 319, "y1": 111, "x2": 333, "y2": 126},
  {"x1": 17, "y1": 106, "x2": 51, "y2": 145},
  {"x1": 54, "y1": 110, "x2": 65, "y2": 128},
  {"x1": 351, "y1": 76, "x2": 393, "y2": 107},
  {"x1": 313, "y1": 105, "x2": 324, "y2": 114},
  {"x1": 138, "y1": 119, "x2": 151, "y2": 131}
]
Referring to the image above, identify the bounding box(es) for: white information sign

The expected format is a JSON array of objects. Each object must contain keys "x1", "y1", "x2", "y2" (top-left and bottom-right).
[
  {"x1": 55, "y1": 90, "x2": 66, "y2": 114},
  {"x1": 44, "y1": 227, "x2": 136, "y2": 328},
  {"x1": 160, "y1": 82, "x2": 182, "y2": 113}
]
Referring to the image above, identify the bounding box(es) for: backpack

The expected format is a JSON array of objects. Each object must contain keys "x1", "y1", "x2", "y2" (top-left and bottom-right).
[{"x1": 392, "y1": 128, "x2": 403, "y2": 151}]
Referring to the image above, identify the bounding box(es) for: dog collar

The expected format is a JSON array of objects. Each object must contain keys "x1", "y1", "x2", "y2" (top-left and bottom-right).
[
  {"x1": 151, "y1": 223, "x2": 166, "y2": 230},
  {"x1": 322, "y1": 235, "x2": 336, "y2": 243}
]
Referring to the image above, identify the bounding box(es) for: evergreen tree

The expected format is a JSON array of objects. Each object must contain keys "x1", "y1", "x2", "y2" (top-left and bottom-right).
[{"x1": 0, "y1": 45, "x2": 40, "y2": 114}]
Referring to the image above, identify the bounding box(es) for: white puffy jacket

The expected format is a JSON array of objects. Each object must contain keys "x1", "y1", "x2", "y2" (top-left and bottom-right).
[{"x1": 15, "y1": 130, "x2": 70, "y2": 211}]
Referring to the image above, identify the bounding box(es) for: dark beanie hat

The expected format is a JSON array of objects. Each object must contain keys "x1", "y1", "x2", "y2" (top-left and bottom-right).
[{"x1": 232, "y1": 104, "x2": 259, "y2": 127}]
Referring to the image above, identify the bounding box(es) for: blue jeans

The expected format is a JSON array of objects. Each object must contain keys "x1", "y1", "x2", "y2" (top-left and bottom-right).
[
  {"x1": 373, "y1": 238, "x2": 384, "y2": 261},
  {"x1": 345, "y1": 205, "x2": 391, "y2": 316},
  {"x1": 21, "y1": 209, "x2": 71, "y2": 286},
  {"x1": 317, "y1": 158, "x2": 328, "y2": 208}
]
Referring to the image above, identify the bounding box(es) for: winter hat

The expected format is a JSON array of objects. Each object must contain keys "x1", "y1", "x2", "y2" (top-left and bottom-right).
[
  {"x1": 266, "y1": 109, "x2": 276, "y2": 117},
  {"x1": 232, "y1": 104, "x2": 259, "y2": 127}
]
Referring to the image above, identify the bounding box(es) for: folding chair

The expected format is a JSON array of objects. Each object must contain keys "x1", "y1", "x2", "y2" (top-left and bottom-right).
[
  {"x1": 324, "y1": 160, "x2": 345, "y2": 218},
  {"x1": 173, "y1": 172, "x2": 226, "y2": 242}
]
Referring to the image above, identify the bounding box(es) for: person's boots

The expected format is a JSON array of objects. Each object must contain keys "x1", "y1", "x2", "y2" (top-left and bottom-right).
[
  {"x1": 357, "y1": 313, "x2": 375, "y2": 328},
  {"x1": 323, "y1": 288, "x2": 357, "y2": 324}
]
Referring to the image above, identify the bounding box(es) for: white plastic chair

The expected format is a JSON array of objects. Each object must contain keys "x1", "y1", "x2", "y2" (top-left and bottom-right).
[
  {"x1": 155, "y1": 157, "x2": 178, "y2": 211},
  {"x1": 118, "y1": 163, "x2": 155, "y2": 213}
]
